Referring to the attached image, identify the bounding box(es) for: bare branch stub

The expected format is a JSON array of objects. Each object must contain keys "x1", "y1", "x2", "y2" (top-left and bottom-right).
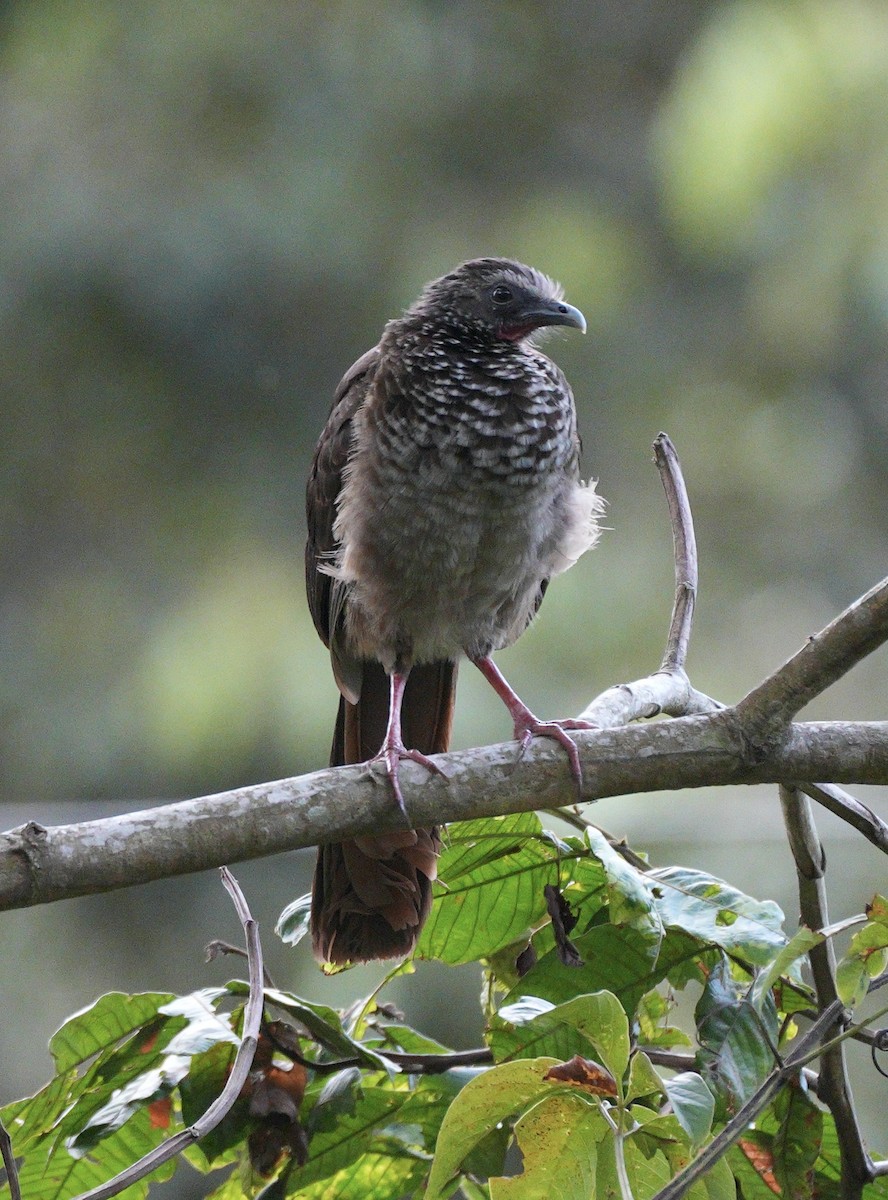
[
  {"x1": 580, "y1": 433, "x2": 718, "y2": 729},
  {"x1": 70, "y1": 868, "x2": 266, "y2": 1200},
  {"x1": 653, "y1": 432, "x2": 699, "y2": 675}
]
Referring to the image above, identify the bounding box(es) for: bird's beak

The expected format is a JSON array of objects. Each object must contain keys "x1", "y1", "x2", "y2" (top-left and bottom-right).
[{"x1": 525, "y1": 300, "x2": 587, "y2": 334}]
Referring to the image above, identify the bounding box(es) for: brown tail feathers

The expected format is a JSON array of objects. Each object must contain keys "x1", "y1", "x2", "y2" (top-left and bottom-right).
[{"x1": 310, "y1": 659, "x2": 456, "y2": 964}]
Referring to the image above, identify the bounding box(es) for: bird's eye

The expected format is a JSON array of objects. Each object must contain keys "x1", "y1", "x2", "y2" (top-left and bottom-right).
[{"x1": 491, "y1": 285, "x2": 513, "y2": 305}]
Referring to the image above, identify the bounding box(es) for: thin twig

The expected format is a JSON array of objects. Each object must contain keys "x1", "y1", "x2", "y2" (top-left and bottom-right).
[
  {"x1": 0, "y1": 1117, "x2": 21, "y2": 1200},
  {"x1": 264, "y1": 1018, "x2": 494, "y2": 1076},
  {"x1": 71, "y1": 868, "x2": 265, "y2": 1200},
  {"x1": 206, "y1": 938, "x2": 277, "y2": 988},
  {"x1": 653, "y1": 432, "x2": 698, "y2": 675},
  {"x1": 801, "y1": 783, "x2": 888, "y2": 855},
  {"x1": 779, "y1": 785, "x2": 873, "y2": 1199}
]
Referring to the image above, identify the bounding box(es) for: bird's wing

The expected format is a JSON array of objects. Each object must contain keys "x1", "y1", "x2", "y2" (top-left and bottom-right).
[{"x1": 305, "y1": 346, "x2": 380, "y2": 698}]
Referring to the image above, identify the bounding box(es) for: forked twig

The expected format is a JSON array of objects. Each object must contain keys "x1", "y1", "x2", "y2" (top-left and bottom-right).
[{"x1": 71, "y1": 868, "x2": 264, "y2": 1200}]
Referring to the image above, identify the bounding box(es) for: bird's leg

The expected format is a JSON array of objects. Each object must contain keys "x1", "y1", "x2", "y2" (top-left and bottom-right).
[
  {"x1": 471, "y1": 655, "x2": 595, "y2": 788},
  {"x1": 369, "y1": 669, "x2": 448, "y2": 821}
]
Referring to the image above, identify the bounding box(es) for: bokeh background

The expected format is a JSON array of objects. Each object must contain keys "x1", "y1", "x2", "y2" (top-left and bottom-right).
[{"x1": 1, "y1": 1, "x2": 887, "y2": 1194}]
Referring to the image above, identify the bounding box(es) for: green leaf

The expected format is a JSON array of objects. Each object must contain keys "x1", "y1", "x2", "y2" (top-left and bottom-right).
[
  {"x1": 748, "y1": 926, "x2": 823, "y2": 1010},
  {"x1": 585, "y1": 827, "x2": 662, "y2": 936},
  {"x1": 772, "y1": 1081, "x2": 823, "y2": 1200},
  {"x1": 651, "y1": 867, "x2": 787, "y2": 967},
  {"x1": 67, "y1": 1058, "x2": 189, "y2": 1153},
  {"x1": 276, "y1": 891, "x2": 312, "y2": 948},
  {"x1": 696, "y1": 956, "x2": 778, "y2": 1113},
  {"x1": 662, "y1": 1072, "x2": 715, "y2": 1150},
  {"x1": 597, "y1": 1126, "x2": 674, "y2": 1200},
  {"x1": 635, "y1": 988, "x2": 693, "y2": 1049},
  {"x1": 178, "y1": 1040, "x2": 245, "y2": 1168},
  {"x1": 8, "y1": 1104, "x2": 176, "y2": 1200},
  {"x1": 625, "y1": 1052, "x2": 665, "y2": 1104},
  {"x1": 283, "y1": 1152, "x2": 429, "y2": 1200},
  {"x1": 836, "y1": 906, "x2": 888, "y2": 1006},
  {"x1": 836, "y1": 956, "x2": 870, "y2": 1008},
  {"x1": 489, "y1": 1092, "x2": 608, "y2": 1199},
  {"x1": 728, "y1": 1135, "x2": 781, "y2": 1200},
  {"x1": 283, "y1": 1084, "x2": 409, "y2": 1194},
  {"x1": 490, "y1": 991, "x2": 630, "y2": 1087},
  {"x1": 49, "y1": 991, "x2": 176, "y2": 1071},
  {"x1": 418, "y1": 814, "x2": 559, "y2": 964},
  {"x1": 507, "y1": 923, "x2": 702, "y2": 1017},
  {"x1": 372, "y1": 1021, "x2": 452, "y2": 1056},
  {"x1": 700, "y1": 1156, "x2": 736, "y2": 1200},
  {"x1": 426, "y1": 1058, "x2": 559, "y2": 1200}
]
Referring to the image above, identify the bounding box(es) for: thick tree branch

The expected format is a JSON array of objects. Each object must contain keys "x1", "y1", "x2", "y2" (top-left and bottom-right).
[{"x1": 1, "y1": 718, "x2": 887, "y2": 913}]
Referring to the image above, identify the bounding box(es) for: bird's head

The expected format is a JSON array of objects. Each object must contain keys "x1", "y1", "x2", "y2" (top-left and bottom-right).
[{"x1": 406, "y1": 258, "x2": 586, "y2": 345}]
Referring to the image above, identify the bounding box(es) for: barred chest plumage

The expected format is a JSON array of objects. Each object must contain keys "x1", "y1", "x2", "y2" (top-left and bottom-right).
[
  {"x1": 327, "y1": 325, "x2": 600, "y2": 671},
  {"x1": 368, "y1": 330, "x2": 580, "y2": 489}
]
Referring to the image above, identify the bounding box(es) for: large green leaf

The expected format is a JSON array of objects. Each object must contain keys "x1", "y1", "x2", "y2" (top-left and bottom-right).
[
  {"x1": 282, "y1": 1084, "x2": 410, "y2": 1195},
  {"x1": 417, "y1": 814, "x2": 560, "y2": 964},
  {"x1": 51, "y1": 990, "x2": 235, "y2": 1150},
  {"x1": 49, "y1": 991, "x2": 177, "y2": 1071},
  {"x1": 506, "y1": 924, "x2": 702, "y2": 1016},
  {"x1": 585, "y1": 827, "x2": 662, "y2": 936},
  {"x1": 490, "y1": 991, "x2": 630, "y2": 1086},
  {"x1": 650, "y1": 867, "x2": 786, "y2": 966},
  {"x1": 426, "y1": 1058, "x2": 559, "y2": 1200},
  {"x1": 283, "y1": 1152, "x2": 429, "y2": 1200},
  {"x1": 489, "y1": 1092, "x2": 608, "y2": 1199},
  {"x1": 772, "y1": 1082, "x2": 823, "y2": 1200},
  {"x1": 695, "y1": 957, "x2": 778, "y2": 1113},
  {"x1": 662, "y1": 1072, "x2": 715, "y2": 1150},
  {"x1": 6, "y1": 1105, "x2": 176, "y2": 1200}
]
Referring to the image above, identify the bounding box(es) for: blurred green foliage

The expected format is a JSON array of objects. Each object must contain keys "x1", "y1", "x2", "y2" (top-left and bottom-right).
[{"x1": 1, "y1": 1, "x2": 888, "y2": 1175}]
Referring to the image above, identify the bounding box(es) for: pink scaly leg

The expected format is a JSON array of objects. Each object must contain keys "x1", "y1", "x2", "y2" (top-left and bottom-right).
[
  {"x1": 471, "y1": 654, "x2": 594, "y2": 788},
  {"x1": 370, "y1": 670, "x2": 448, "y2": 821}
]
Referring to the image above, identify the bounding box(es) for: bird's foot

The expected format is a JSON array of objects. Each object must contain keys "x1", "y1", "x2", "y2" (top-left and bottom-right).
[
  {"x1": 368, "y1": 741, "x2": 448, "y2": 823},
  {"x1": 512, "y1": 713, "x2": 596, "y2": 791}
]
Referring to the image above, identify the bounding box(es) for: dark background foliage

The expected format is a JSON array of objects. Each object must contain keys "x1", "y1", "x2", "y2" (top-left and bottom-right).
[{"x1": 1, "y1": 2, "x2": 886, "y2": 1192}]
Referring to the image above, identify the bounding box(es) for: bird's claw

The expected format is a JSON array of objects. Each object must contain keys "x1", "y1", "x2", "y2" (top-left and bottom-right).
[
  {"x1": 368, "y1": 743, "x2": 448, "y2": 823},
  {"x1": 512, "y1": 716, "x2": 597, "y2": 791}
]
